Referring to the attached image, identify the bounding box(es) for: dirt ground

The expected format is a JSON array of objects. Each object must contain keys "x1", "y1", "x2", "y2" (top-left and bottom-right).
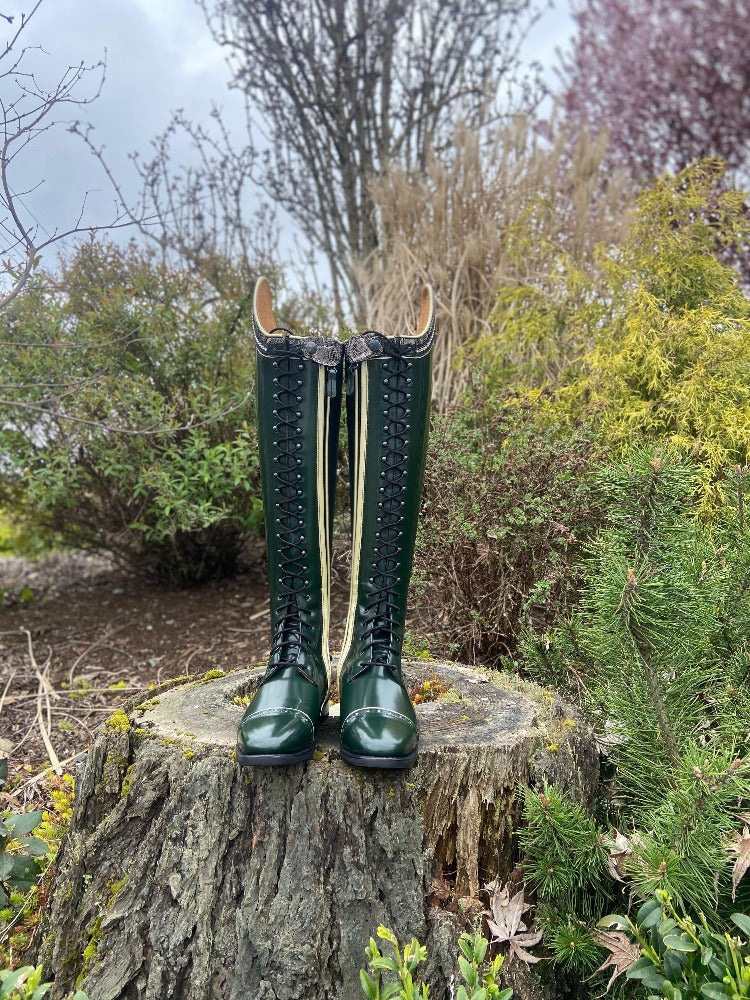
[{"x1": 0, "y1": 549, "x2": 350, "y2": 805}]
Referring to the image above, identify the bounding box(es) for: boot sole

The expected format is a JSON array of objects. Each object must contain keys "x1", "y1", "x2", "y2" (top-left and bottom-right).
[
  {"x1": 340, "y1": 747, "x2": 418, "y2": 770},
  {"x1": 235, "y1": 744, "x2": 315, "y2": 767}
]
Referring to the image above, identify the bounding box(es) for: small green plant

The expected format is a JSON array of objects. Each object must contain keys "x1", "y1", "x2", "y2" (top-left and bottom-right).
[
  {"x1": 360, "y1": 926, "x2": 428, "y2": 1000},
  {"x1": 1, "y1": 768, "x2": 75, "y2": 969},
  {"x1": 599, "y1": 892, "x2": 750, "y2": 998},
  {"x1": 359, "y1": 926, "x2": 512, "y2": 1000},
  {"x1": 0, "y1": 763, "x2": 49, "y2": 910},
  {"x1": 518, "y1": 783, "x2": 612, "y2": 920},
  {"x1": 0, "y1": 963, "x2": 88, "y2": 999},
  {"x1": 455, "y1": 932, "x2": 512, "y2": 1000}
]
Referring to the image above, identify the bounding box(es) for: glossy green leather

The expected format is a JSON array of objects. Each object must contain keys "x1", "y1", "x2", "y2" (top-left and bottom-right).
[
  {"x1": 237, "y1": 280, "x2": 341, "y2": 765},
  {"x1": 339, "y1": 312, "x2": 434, "y2": 769}
]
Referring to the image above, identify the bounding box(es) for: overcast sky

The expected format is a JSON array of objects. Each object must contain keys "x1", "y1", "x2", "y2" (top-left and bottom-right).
[{"x1": 9, "y1": 0, "x2": 574, "y2": 272}]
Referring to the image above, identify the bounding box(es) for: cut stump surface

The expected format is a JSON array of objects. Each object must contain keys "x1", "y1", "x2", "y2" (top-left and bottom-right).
[{"x1": 40, "y1": 661, "x2": 598, "y2": 1000}]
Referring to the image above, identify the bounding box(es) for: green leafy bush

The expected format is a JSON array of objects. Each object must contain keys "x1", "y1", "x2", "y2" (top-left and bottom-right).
[
  {"x1": 599, "y1": 893, "x2": 750, "y2": 999},
  {"x1": 0, "y1": 764, "x2": 49, "y2": 911},
  {"x1": 0, "y1": 240, "x2": 263, "y2": 583},
  {"x1": 0, "y1": 964, "x2": 87, "y2": 999},
  {"x1": 413, "y1": 393, "x2": 604, "y2": 664}
]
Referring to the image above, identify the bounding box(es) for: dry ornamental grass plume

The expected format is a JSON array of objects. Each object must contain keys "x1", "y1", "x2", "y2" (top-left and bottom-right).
[{"x1": 357, "y1": 117, "x2": 632, "y2": 409}]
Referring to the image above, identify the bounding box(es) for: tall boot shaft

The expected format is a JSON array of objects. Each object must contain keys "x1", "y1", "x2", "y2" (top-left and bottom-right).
[
  {"x1": 237, "y1": 277, "x2": 341, "y2": 766},
  {"x1": 254, "y1": 287, "x2": 342, "y2": 679},
  {"x1": 339, "y1": 287, "x2": 435, "y2": 768}
]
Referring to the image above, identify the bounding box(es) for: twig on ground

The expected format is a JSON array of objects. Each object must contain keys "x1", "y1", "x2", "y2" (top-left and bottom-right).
[
  {"x1": 0, "y1": 669, "x2": 16, "y2": 716},
  {"x1": 21, "y1": 627, "x2": 63, "y2": 776},
  {"x1": 67, "y1": 623, "x2": 134, "y2": 684}
]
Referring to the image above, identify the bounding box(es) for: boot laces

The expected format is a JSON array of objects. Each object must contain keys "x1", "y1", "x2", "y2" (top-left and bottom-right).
[
  {"x1": 352, "y1": 339, "x2": 413, "y2": 678},
  {"x1": 264, "y1": 349, "x2": 315, "y2": 682}
]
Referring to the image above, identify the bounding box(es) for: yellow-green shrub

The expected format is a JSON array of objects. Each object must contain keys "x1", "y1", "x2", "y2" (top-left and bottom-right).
[{"x1": 480, "y1": 160, "x2": 750, "y2": 485}]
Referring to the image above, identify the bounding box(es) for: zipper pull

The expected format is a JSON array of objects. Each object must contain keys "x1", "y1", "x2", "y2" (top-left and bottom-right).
[
  {"x1": 346, "y1": 366, "x2": 355, "y2": 396},
  {"x1": 326, "y1": 366, "x2": 338, "y2": 398}
]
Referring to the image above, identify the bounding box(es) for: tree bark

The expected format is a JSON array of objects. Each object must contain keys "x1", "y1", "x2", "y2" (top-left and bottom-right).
[{"x1": 39, "y1": 661, "x2": 598, "y2": 1000}]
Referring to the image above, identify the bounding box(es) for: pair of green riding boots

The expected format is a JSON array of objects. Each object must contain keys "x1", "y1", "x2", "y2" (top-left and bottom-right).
[{"x1": 236, "y1": 277, "x2": 435, "y2": 769}]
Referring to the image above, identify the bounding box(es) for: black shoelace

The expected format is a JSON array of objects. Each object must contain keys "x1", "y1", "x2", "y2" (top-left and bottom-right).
[{"x1": 347, "y1": 337, "x2": 413, "y2": 678}]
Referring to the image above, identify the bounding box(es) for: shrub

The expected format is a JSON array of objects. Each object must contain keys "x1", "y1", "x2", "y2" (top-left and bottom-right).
[
  {"x1": 0, "y1": 240, "x2": 264, "y2": 584},
  {"x1": 479, "y1": 160, "x2": 750, "y2": 488},
  {"x1": 412, "y1": 393, "x2": 604, "y2": 665},
  {"x1": 599, "y1": 893, "x2": 750, "y2": 999},
  {"x1": 518, "y1": 450, "x2": 750, "y2": 982}
]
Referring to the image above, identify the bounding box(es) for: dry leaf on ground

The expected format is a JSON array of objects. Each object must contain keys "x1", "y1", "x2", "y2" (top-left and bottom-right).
[
  {"x1": 484, "y1": 879, "x2": 543, "y2": 964},
  {"x1": 727, "y1": 825, "x2": 750, "y2": 901},
  {"x1": 592, "y1": 930, "x2": 640, "y2": 992}
]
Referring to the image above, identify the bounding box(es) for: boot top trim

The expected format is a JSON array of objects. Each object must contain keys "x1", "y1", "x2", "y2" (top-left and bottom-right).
[
  {"x1": 344, "y1": 317, "x2": 435, "y2": 366},
  {"x1": 253, "y1": 314, "x2": 343, "y2": 366}
]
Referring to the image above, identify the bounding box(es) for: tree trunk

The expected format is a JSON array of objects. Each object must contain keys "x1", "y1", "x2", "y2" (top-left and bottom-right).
[{"x1": 39, "y1": 661, "x2": 598, "y2": 1000}]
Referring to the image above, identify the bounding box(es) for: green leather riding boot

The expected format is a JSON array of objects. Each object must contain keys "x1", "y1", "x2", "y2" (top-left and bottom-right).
[
  {"x1": 338, "y1": 287, "x2": 435, "y2": 769},
  {"x1": 236, "y1": 277, "x2": 342, "y2": 766}
]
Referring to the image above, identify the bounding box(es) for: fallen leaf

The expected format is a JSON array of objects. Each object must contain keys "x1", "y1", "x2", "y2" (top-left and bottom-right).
[
  {"x1": 484, "y1": 879, "x2": 543, "y2": 964},
  {"x1": 604, "y1": 829, "x2": 632, "y2": 882},
  {"x1": 593, "y1": 930, "x2": 640, "y2": 992},
  {"x1": 727, "y1": 825, "x2": 750, "y2": 901}
]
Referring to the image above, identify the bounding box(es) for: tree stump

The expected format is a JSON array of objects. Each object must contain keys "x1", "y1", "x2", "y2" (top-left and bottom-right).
[{"x1": 39, "y1": 661, "x2": 598, "y2": 1000}]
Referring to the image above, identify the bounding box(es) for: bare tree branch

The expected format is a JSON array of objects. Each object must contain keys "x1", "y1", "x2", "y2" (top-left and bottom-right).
[
  {"x1": 0, "y1": 0, "x2": 137, "y2": 308},
  {"x1": 140, "y1": 0, "x2": 544, "y2": 320}
]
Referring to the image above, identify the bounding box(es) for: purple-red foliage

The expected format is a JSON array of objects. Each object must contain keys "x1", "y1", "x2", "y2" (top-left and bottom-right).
[{"x1": 560, "y1": 0, "x2": 750, "y2": 180}]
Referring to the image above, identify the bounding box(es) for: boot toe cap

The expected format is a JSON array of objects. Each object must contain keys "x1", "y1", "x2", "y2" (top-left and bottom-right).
[
  {"x1": 340, "y1": 707, "x2": 418, "y2": 765},
  {"x1": 237, "y1": 707, "x2": 315, "y2": 762}
]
